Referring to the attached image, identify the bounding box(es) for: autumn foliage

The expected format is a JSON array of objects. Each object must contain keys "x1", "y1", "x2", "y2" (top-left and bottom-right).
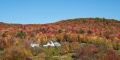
[{"x1": 0, "y1": 18, "x2": 120, "y2": 59}]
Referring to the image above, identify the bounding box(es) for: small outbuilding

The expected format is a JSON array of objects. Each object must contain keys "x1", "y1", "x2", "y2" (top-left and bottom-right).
[{"x1": 30, "y1": 42, "x2": 39, "y2": 47}]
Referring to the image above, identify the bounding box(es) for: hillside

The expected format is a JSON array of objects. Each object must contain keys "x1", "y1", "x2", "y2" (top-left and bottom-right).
[
  {"x1": 0, "y1": 18, "x2": 120, "y2": 48},
  {"x1": 0, "y1": 18, "x2": 120, "y2": 38},
  {"x1": 0, "y1": 18, "x2": 120, "y2": 60}
]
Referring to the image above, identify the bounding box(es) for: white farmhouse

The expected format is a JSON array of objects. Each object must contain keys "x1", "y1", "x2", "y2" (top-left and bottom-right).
[
  {"x1": 30, "y1": 43, "x2": 39, "y2": 47},
  {"x1": 43, "y1": 41, "x2": 61, "y2": 47}
]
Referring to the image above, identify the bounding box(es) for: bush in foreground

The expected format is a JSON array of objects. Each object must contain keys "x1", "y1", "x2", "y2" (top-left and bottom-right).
[
  {"x1": 103, "y1": 50, "x2": 120, "y2": 60},
  {"x1": 2, "y1": 45, "x2": 32, "y2": 60},
  {"x1": 76, "y1": 44, "x2": 98, "y2": 60}
]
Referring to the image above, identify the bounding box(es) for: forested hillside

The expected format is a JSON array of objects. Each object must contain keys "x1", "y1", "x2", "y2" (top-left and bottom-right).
[{"x1": 0, "y1": 18, "x2": 120, "y2": 60}]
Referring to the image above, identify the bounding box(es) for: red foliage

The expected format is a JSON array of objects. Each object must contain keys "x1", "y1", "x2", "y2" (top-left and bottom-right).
[
  {"x1": 0, "y1": 18, "x2": 120, "y2": 49},
  {"x1": 103, "y1": 50, "x2": 120, "y2": 60}
]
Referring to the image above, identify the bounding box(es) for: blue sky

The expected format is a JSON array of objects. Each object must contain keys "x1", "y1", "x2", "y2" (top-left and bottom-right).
[{"x1": 0, "y1": 0, "x2": 120, "y2": 24}]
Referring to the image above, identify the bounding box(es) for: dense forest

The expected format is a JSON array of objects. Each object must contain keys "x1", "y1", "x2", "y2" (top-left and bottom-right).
[{"x1": 0, "y1": 18, "x2": 120, "y2": 60}]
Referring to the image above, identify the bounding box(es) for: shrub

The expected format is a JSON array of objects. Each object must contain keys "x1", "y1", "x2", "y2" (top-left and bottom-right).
[
  {"x1": 2, "y1": 45, "x2": 32, "y2": 60},
  {"x1": 91, "y1": 37, "x2": 113, "y2": 51},
  {"x1": 43, "y1": 47, "x2": 60, "y2": 60},
  {"x1": 76, "y1": 44, "x2": 98, "y2": 60},
  {"x1": 38, "y1": 53, "x2": 46, "y2": 60},
  {"x1": 30, "y1": 47, "x2": 40, "y2": 56},
  {"x1": 103, "y1": 50, "x2": 120, "y2": 60}
]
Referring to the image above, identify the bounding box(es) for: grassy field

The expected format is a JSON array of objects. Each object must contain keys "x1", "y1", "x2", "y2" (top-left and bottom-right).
[
  {"x1": 0, "y1": 51, "x2": 3, "y2": 58},
  {"x1": 32, "y1": 53, "x2": 75, "y2": 60}
]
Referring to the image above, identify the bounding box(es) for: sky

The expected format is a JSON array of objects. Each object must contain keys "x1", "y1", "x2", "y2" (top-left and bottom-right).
[{"x1": 0, "y1": 0, "x2": 120, "y2": 24}]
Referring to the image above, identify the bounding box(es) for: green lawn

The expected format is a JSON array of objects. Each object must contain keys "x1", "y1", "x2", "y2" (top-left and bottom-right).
[
  {"x1": 0, "y1": 51, "x2": 3, "y2": 58},
  {"x1": 32, "y1": 53, "x2": 75, "y2": 60},
  {"x1": 0, "y1": 51, "x2": 3, "y2": 55},
  {"x1": 32, "y1": 56, "x2": 39, "y2": 60}
]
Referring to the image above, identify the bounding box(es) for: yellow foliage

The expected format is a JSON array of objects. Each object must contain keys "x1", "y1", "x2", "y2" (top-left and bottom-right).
[
  {"x1": 3, "y1": 46, "x2": 33, "y2": 60},
  {"x1": 14, "y1": 40, "x2": 20, "y2": 46}
]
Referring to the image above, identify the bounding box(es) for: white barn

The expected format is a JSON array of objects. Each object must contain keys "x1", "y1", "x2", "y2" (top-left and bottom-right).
[{"x1": 43, "y1": 41, "x2": 61, "y2": 47}]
